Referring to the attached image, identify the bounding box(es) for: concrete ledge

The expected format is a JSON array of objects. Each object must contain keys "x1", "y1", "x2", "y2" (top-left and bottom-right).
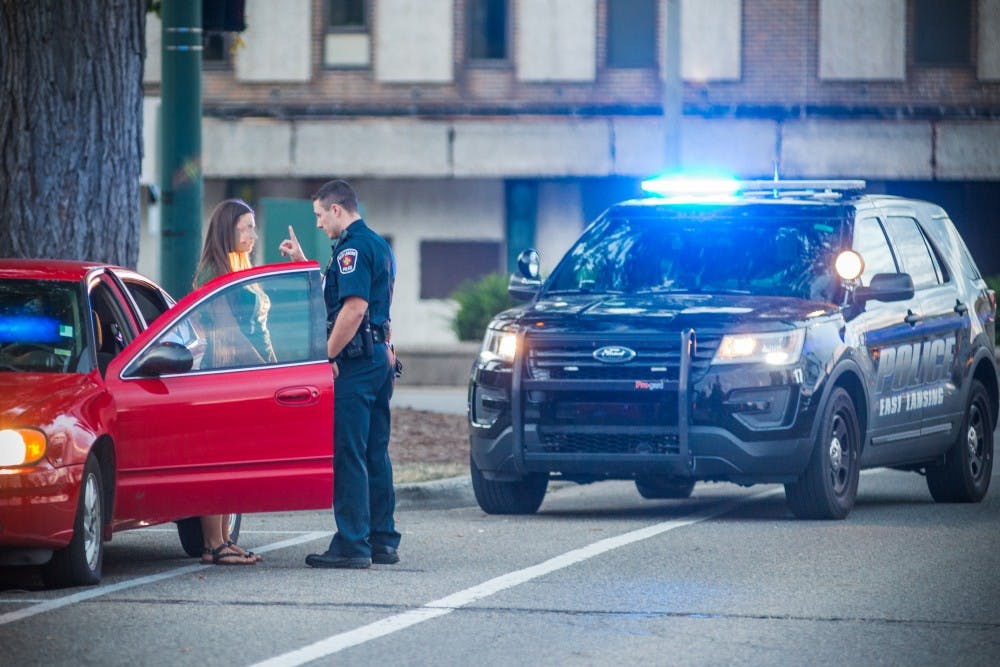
[{"x1": 395, "y1": 342, "x2": 479, "y2": 386}]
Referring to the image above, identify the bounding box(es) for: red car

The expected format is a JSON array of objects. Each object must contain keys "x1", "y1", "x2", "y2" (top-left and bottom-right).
[{"x1": 0, "y1": 259, "x2": 333, "y2": 586}]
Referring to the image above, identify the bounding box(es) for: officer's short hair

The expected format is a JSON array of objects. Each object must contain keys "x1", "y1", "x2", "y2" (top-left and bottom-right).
[{"x1": 313, "y1": 180, "x2": 358, "y2": 214}]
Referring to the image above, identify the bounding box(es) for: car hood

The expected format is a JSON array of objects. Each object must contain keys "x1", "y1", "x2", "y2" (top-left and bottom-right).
[
  {"x1": 517, "y1": 292, "x2": 838, "y2": 331},
  {"x1": 0, "y1": 372, "x2": 101, "y2": 426}
]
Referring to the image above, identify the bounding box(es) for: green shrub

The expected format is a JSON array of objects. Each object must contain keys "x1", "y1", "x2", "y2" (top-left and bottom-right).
[{"x1": 450, "y1": 273, "x2": 516, "y2": 341}]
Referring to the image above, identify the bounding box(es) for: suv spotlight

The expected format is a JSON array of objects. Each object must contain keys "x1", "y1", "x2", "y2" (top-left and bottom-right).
[{"x1": 468, "y1": 178, "x2": 998, "y2": 519}]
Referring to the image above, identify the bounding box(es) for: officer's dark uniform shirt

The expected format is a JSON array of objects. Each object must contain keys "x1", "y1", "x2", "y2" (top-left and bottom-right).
[{"x1": 323, "y1": 218, "x2": 395, "y2": 337}]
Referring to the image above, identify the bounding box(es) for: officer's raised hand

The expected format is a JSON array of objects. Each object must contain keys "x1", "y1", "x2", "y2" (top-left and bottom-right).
[{"x1": 279, "y1": 225, "x2": 307, "y2": 262}]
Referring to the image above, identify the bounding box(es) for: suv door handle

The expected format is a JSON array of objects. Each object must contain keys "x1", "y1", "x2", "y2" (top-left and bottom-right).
[
  {"x1": 904, "y1": 310, "x2": 922, "y2": 326},
  {"x1": 954, "y1": 300, "x2": 968, "y2": 316}
]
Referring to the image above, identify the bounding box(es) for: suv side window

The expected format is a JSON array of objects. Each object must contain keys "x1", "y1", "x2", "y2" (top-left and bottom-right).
[
  {"x1": 852, "y1": 216, "x2": 898, "y2": 286},
  {"x1": 884, "y1": 216, "x2": 941, "y2": 289}
]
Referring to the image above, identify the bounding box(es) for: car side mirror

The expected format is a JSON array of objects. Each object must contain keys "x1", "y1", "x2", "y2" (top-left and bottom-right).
[
  {"x1": 509, "y1": 248, "x2": 542, "y2": 301},
  {"x1": 854, "y1": 272, "x2": 915, "y2": 308},
  {"x1": 132, "y1": 341, "x2": 194, "y2": 377}
]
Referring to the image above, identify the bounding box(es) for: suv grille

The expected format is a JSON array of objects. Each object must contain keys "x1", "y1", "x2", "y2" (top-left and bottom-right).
[{"x1": 525, "y1": 332, "x2": 718, "y2": 381}]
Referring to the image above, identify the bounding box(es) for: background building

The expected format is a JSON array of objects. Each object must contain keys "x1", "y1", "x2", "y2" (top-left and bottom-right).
[{"x1": 140, "y1": 0, "x2": 1000, "y2": 347}]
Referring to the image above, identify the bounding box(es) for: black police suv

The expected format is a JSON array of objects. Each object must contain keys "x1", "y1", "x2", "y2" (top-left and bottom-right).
[{"x1": 468, "y1": 179, "x2": 997, "y2": 519}]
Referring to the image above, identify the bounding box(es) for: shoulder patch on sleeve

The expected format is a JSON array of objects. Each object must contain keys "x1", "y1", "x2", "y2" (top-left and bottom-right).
[{"x1": 337, "y1": 248, "x2": 358, "y2": 274}]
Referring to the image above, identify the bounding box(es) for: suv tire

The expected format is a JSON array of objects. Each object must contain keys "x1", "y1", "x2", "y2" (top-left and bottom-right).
[
  {"x1": 470, "y1": 454, "x2": 548, "y2": 514},
  {"x1": 785, "y1": 387, "x2": 860, "y2": 520},
  {"x1": 635, "y1": 476, "x2": 695, "y2": 499},
  {"x1": 926, "y1": 379, "x2": 994, "y2": 503}
]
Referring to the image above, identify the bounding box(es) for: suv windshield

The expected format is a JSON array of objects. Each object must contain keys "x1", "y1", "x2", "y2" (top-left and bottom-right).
[
  {"x1": 545, "y1": 208, "x2": 844, "y2": 301},
  {"x1": 0, "y1": 279, "x2": 84, "y2": 373}
]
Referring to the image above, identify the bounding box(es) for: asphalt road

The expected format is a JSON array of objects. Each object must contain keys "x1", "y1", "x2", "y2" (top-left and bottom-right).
[{"x1": 2, "y1": 455, "x2": 998, "y2": 666}]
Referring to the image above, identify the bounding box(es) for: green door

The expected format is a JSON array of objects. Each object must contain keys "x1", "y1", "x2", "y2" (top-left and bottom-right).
[{"x1": 260, "y1": 197, "x2": 332, "y2": 270}]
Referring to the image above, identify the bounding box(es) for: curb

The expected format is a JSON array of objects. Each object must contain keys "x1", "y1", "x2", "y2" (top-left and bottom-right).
[{"x1": 394, "y1": 475, "x2": 474, "y2": 510}]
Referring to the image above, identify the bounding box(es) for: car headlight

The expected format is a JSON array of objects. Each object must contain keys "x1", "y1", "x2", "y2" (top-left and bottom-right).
[
  {"x1": 712, "y1": 329, "x2": 804, "y2": 366},
  {"x1": 480, "y1": 324, "x2": 518, "y2": 364},
  {"x1": 0, "y1": 428, "x2": 47, "y2": 467}
]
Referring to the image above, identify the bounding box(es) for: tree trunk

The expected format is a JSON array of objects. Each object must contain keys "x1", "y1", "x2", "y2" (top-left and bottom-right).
[{"x1": 0, "y1": 0, "x2": 146, "y2": 267}]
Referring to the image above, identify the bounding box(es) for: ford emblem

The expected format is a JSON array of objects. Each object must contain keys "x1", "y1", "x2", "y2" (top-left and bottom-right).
[{"x1": 593, "y1": 345, "x2": 636, "y2": 363}]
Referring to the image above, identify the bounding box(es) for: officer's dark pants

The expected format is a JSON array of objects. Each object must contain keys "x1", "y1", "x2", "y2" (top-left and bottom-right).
[{"x1": 329, "y1": 343, "x2": 401, "y2": 558}]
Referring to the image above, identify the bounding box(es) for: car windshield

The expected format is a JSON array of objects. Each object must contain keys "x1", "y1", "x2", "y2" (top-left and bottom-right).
[
  {"x1": 545, "y1": 208, "x2": 844, "y2": 301},
  {"x1": 0, "y1": 279, "x2": 85, "y2": 373}
]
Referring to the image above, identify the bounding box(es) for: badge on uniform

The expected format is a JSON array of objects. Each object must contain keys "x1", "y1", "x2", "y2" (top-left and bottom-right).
[{"x1": 337, "y1": 248, "x2": 358, "y2": 274}]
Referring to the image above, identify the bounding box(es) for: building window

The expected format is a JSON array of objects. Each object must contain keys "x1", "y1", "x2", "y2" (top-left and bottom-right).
[
  {"x1": 328, "y1": 0, "x2": 366, "y2": 30},
  {"x1": 468, "y1": 0, "x2": 508, "y2": 61},
  {"x1": 420, "y1": 240, "x2": 502, "y2": 299},
  {"x1": 202, "y1": 32, "x2": 237, "y2": 69},
  {"x1": 325, "y1": 0, "x2": 370, "y2": 67},
  {"x1": 607, "y1": 0, "x2": 656, "y2": 68},
  {"x1": 914, "y1": 0, "x2": 971, "y2": 65}
]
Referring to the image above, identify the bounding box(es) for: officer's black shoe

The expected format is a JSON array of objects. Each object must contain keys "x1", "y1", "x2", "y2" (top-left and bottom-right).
[
  {"x1": 372, "y1": 545, "x2": 399, "y2": 565},
  {"x1": 305, "y1": 551, "x2": 371, "y2": 569}
]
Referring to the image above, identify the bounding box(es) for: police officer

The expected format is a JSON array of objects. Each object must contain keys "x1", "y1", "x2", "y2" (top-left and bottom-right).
[{"x1": 279, "y1": 179, "x2": 400, "y2": 569}]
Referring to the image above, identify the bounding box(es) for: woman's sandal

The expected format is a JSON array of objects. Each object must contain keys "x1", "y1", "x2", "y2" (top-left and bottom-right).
[
  {"x1": 226, "y1": 539, "x2": 263, "y2": 562},
  {"x1": 201, "y1": 543, "x2": 257, "y2": 565}
]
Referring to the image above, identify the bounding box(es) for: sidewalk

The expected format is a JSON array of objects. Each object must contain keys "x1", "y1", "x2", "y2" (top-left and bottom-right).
[
  {"x1": 392, "y1": 385, "x2": 474, "y2": 508},
  {"x1": 392, "y1": 385, "x2": 467, "y2": 415}
]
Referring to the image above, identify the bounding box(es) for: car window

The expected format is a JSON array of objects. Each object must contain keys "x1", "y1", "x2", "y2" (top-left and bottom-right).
[
  {"x1": 0, "y1": 279, "x2": 84, "y2": 373},
  {"x1": 546, "y1": 210, "x2": 841, "y2": 300},
  {"x1": 123, "y1": 280, "x2": 171, "y2": 327},
  {"x1": 851, "y1": 216, "x2": 898, "y2": 287},
  {"x1": 884, "y1": 216, "x2": 940, "y2": 289},
  {"x1": 90, "y1": 280, "x2": 134, "y2": 375},
  {"x1": 135, "y1": 271, "x2": 320, "y2": 374}
]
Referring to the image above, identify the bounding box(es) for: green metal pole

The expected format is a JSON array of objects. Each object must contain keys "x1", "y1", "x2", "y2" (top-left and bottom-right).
[{"x1": 159, "y1": 0, "x2": 203, "y2": 299}]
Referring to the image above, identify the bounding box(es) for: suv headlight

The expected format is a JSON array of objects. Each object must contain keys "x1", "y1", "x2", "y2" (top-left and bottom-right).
[
  {"x1": 480, "y1": 324, "x2": 518, "y2": 364},
  {"x1": 713, "y1": 329, "x2": 804, "y2": 366}
]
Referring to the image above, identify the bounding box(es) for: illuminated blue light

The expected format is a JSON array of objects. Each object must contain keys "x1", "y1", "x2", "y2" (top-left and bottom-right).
[
  {"x1": 641, "y1": 174, "x2": 741, "y2": 197},
  {"x1": 0, "y1": 315, "x2": 61, "y2": 343}
]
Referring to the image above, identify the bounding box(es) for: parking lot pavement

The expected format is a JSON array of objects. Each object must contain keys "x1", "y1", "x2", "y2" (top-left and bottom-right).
[{"x1": 391, "y1": 385, "x2": 467, "y2": 415}]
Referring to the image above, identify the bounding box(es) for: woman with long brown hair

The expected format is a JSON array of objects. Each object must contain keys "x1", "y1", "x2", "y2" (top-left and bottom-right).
[{"x1": 191, "y1": 198, "x2": 273, "y2": 565}]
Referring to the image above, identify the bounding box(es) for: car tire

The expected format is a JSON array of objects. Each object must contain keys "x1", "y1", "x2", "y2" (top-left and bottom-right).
[
  {"x1": 785, "y1": 387, "x2": 861, "y2": 520},
  {"x1": 470, "y1": 454, "x2": 547, "y2": 515},
  {"x1": 926, "y1": 379, "x2": 994, "y2": 503},
  {"x1": 42, "y1": 456, "x2": 104, "y2": 587},
  {"x1": 635, "y1": 476, "x2": 695, "y2": 499},
  {"x1": 176, "y1": 514, "x2": 243, "y2": 558}
]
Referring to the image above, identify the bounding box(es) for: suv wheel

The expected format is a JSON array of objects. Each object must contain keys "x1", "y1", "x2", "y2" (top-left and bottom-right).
[
  {"x1": 635, "y1": 476, "x2": 695, "y2": 499},
  {"x1": 926, "y1": 379, "x2": 994, "y2": 503},
  {"x1": 785, "y1": 387, "x2": 860, "y2": 520},
  {"x1": 470, "y1": 454, "x2": 548, "y2": 514}
]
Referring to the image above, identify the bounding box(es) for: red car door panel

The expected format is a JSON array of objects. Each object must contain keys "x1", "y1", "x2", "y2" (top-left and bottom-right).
[{"x1": 104, "y1": 263, "x2": 333, "y2": 526}]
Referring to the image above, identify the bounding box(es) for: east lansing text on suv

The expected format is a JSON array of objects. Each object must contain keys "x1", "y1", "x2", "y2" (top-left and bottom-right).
[{"x1": 468, "y1": 179, "x2": 998, "y2": 519}]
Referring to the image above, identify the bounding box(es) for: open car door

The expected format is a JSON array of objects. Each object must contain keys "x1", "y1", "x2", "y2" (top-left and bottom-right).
[{"x1": 104, "y1": 262, "x2": 333, "y2": 527}]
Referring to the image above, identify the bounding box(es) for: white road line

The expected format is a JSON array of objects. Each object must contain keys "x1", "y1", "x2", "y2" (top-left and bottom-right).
[
  {"x1": 252, "y1": 487, "x2": 784, "y2": 667},
  {"x1": 0, "y1": 531, "x2": 327, "y2": 627}
]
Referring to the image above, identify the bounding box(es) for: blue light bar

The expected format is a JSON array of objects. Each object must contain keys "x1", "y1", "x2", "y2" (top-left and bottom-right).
[
  {"x1": 0, "y1": 315, "x2": 61, "y2": 343},
  {"x1": 641, "y1": 175, "x2": 742, "y2": 197}
]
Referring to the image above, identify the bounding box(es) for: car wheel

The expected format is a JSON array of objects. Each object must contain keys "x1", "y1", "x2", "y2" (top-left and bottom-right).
[
  {"x1": 635, "y1": 476, "x2": 695, "y2": 499},
  {"x1": 926, "y1": 379, "x2": 994, "y2": 503},
  {"x1": 42, "y1": 456, "x2": 104, "y2": 587},
  {"x1": 785, "y1": 387, "x2": 860, "y2": 520},
  {"x1": 176, "y1": 514, "x2": 243, "y2": 557},
  {"x1": 470, "y1": 453, "x2": 547, "y2": 514}
]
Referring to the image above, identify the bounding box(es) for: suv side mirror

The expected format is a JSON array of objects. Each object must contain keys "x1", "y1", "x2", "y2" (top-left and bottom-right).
[
  {"x1": 509, "y1": 249, "x2": 542, "y2": 301},
  {"x1": 854, "y1": 272, "x2": 915, "y2": 307},
  {"x1": 132, "y1": 341, "x2": 194, "y2": 377}
]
